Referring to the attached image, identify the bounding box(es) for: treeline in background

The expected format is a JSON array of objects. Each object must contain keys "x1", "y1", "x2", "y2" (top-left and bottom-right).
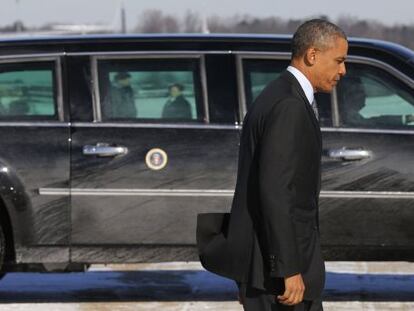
[{"x1": 135, "y1": 10, "x2": 414, "y2": 49}]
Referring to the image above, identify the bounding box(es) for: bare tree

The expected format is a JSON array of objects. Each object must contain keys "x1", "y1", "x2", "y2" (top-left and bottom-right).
[
  {"x1": 183, "y1": 10, "x2": 201, "y2": 33},
  {"x1": 131, "y1": 9, "x2": 414, "y2": 50},
  {"x1": 207, "y1": 15, "x2": 234, "y2": 33},
  {"x1": 135, "y1": 9, "x2": 180, "y2": 33},
  {"x1": 137, "y1": 9, "x2": 165, "y2": 33},
  {"x1": 0, "y1": 21, "x2": 26, "y2": 33},
  {"x1": 164, "y1": 15, "x2": 180, "y2": 32}
]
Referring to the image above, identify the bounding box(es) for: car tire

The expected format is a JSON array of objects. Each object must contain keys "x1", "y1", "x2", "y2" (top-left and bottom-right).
[{"x1": 0, "y1": 223, "x2": 5, "y2": 280}]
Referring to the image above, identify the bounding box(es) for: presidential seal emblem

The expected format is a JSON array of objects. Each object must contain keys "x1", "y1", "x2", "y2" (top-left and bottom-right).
[{"x1": 145, "y1": 148, "x2": 168, "y2": 170}]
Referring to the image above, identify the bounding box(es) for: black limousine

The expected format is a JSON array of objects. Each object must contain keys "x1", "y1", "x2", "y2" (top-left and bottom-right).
[{"x1": 0, "y1": 34, "x2": 413, "y2": 273}]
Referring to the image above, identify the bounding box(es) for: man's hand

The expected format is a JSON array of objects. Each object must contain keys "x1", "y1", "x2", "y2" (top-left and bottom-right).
[{"x1": 277, "y1": 273, "x2": 305, "y2": 305}]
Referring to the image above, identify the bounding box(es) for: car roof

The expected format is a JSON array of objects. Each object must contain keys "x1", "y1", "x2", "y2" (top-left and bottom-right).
[
  {"x1": 348, "y1": 37, "x2": 414, "y2": 62},
  {"x1": 0, "y1": 33, "x2": 412, "y2": 56},
  {"x1": 1, "y1": 33, "x2": 293, "y2": 43},
  {"x1": 0, "y1": 33, "x2": 413, "y2": 77}
]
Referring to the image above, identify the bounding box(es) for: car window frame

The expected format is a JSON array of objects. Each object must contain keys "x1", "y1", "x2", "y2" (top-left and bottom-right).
[
  {"x1": 0, "y1": 54, "x2": 65, "y2": 123},
  {"x1": 90, "y1": 53, "x2": 210, "y2": 124},
  {"x1": 236, "y1": 53, "x2": 414, "y2": 135},
  {"x1": 331, "y1": 55, "x2": 414, "y2": 134},
  {"x1": 236, "y1": 53, "x2": 290, "y2": 120}
]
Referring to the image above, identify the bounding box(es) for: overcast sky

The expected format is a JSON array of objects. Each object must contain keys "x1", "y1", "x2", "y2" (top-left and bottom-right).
[{"x1": 2, "y1": 0, "x2": 414, "y2": 30}]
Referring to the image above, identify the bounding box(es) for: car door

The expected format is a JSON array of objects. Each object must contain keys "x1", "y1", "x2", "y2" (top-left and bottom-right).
[
  {"x1": 238, "y1": 54, "x2": 414, "y2": 260},
  {"x1": 69, "y1": 53, "x2": 239, "y2": 256},
  {"x1": 0, "y1": 56, "x2": 70, "y2": 262},
  {"x1": 319, "y1": 59, "x2": 414, "y2": 259}
]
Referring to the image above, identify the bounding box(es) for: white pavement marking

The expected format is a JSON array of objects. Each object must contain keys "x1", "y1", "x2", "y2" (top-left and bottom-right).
[
  {"x1": 0, "y1": 302, "x2": 414, "y2": 311},
  {"x1": 325, "y1": 261, "x2": 414, "y2": 275},
  {"x1": 89, "y1": 261, "x2": 414, "y2": 274},
  {"x1": 322, "y1": 302, "x2": 414, "y2": 311}
]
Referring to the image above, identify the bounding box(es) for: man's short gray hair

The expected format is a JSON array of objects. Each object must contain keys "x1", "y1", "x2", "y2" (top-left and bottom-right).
[{"x1": 291, "y1": 19, "x2": 347, "y2": 58}]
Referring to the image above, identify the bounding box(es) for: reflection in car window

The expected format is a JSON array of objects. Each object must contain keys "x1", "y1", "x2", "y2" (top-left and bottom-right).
[
  {"x1": 337, "y1": 64, "x2": 414, "y2": 129},
  {"x1": 314, "y1": 92, "x2": 332, "y2": 127},
  {"x1": 0, "y1": 62, "x2": 57, "y2": 120},
  {"x1": 98, "y1": 59, "x2": 204, "y2": 122},
  {"x1": 242, "y1": 59, "x2": 332, "y2": 127}
]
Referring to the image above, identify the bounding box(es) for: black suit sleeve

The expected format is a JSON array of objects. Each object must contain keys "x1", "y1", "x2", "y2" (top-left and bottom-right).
[
  {"x1": 259, "y1": 98, "x2": 308, "y2": 278},
  {"x1": 369, "y1": 115, "x2": 404, "y2": 127}
]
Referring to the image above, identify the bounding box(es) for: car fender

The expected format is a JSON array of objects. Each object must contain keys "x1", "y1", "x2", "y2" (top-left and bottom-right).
[{"x1": 0, "y1": 161, "x2": 35, "y2": 249}]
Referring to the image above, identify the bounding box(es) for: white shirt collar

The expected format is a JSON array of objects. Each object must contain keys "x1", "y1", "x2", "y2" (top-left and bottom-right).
[{"x1": 286, "y1": 66, "x2": 314, "y2": 105}]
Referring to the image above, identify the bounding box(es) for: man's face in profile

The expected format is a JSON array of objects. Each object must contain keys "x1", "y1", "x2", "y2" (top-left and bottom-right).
[
  {"x1": 313, "y1": 36, "x2": 348, "y2": 93},
  {"x1": 118, "y1": 77, "x2": 131, "y2": 88},
  {"x1": 169, "y1": 86, "x2": 181, "y2": 98}
]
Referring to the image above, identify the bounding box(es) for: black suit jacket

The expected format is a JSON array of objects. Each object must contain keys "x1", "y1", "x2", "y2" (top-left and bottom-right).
[
  {"x1": 104, "y1": 85, "x2": 137, "y2": 118},
  {"x1": 162, "y1": 95, "x2": 192, "y2": 119},
  {"x1": 197, "y1": 71, "x2": 325, "y2": 300}
]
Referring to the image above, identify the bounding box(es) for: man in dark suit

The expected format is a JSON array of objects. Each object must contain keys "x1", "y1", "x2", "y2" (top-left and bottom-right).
[
  {"x1": 197, "y1": 19, "x2": 348, "y2": 311},
  {"x1": 103, "y1": 71, "x2": 137, "y2": 119},
  {"x1": 162, "y1": 83, "x2": 192, "y2": 119}
]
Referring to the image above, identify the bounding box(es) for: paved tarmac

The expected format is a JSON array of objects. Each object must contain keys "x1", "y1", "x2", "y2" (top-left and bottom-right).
[{"x1": 0, "y1": 261, "x2": 412, "y2": 310}]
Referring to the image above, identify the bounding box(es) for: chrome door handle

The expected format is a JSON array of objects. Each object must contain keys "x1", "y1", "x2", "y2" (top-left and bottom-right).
[
  {"x1": 328, "y1": 147, "x2": 372, "y2": 161},
  {"x1": 83, "y1": 143, "x2": 128, "y2": 157}
]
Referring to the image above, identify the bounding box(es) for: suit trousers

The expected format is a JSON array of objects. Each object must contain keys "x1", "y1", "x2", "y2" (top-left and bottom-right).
[{"x1": 237, "y1": 282, "x2": 323, "y2": 311}]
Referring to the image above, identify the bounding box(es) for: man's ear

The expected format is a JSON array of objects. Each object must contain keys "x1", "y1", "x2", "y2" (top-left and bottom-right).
[{"x1": 304, "y1": 47, "x2": 317, "y2": 66}]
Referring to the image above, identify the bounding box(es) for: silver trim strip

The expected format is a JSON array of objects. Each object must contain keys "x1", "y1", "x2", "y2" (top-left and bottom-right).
[
  {"x1": 39, "y1": 188, "x2": 235, "y2": 197},
  {"x1": 236, "y1": 55, "x2": 247, "y2": 118},
  {"x1": 0, "y1": 122, "x2": 70, "y2": 127},
  {"x1": 93, "y1": 53, "x2": 203, "y2": 60},
  {"x1": 90, "y1": 56, "x2": 101, "y2": 122},
  {"x1": 71, "y1": 122, "x2": 240, "y2": 130},
  {"x1": 321, "y1": 127, "x2": 414, "y2": 135},
  {"x1": 39, "y1": 188, "x2": 414, "y2": 199},
  {"x1": 0, "y1": 53, "x2": 66, "y2": 61},
  {"x1": 66, "y1": 51, "x2": 290, "y2": 57},
  {"x1": 55, "y1": 57, "x2": 64, "y2": 122},
  {"x1": 1, "y1": 122, "x2": 409, "y2": 133},
  {"x1": 320, "y1": 191, "x2": 414, "y2": 199},
  {"x1": 331, "y1": 86, "x2": 340, "y2": 127},
  {"x1": 236, "y1": 52, "x2": 291, "y2": 59},
  {"x1": 200, "y1": 54, "x2": 210, "y2": 123},
  {"x1": 39, "y1": 188, "x2": 69, "y2": 195}
]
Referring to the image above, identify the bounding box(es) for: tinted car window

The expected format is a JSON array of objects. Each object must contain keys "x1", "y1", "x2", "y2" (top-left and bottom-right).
[
  {"x1": 98, "y1": 58, "x2": 204, "y2": 122},
  {"x1": 0, "y1": 61, "x2": 57, "y2": 120},
  {"x1": 337, "y1": 63, "x2": 414, "y2": 129},
  {"x1": 243, "y1": 59, "x2": 288, "y2": 109},
  {"x1": 242, "y1": 59, "x2": 332, "y2": 126}
]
